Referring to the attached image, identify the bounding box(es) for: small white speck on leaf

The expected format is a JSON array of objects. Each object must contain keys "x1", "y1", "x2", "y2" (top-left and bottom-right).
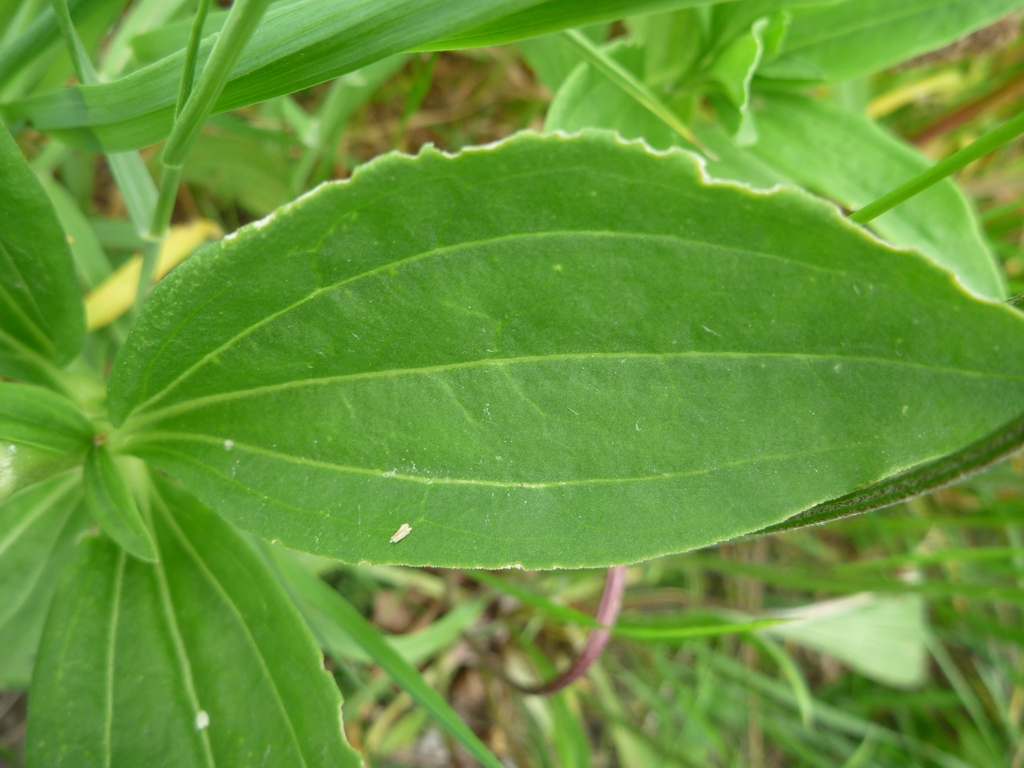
[
  {"x1": 223, "y1": 439, "x2": 234, "y2": 451},
  {"x1": 195, "y1": 710, "x2": 210, "y2": 730},
  {"x1": 901, "y1": 405, "x2": 909, "y2": 414},
  {"x1": 636, "y1": 421, "x2": 641, "y2": 432},
  {"x1": 390, "y1": 523, "x2": 412, "y2": 543},
  {"x1": 701, "y1": 325, "x2": 721, "y2": 337}
]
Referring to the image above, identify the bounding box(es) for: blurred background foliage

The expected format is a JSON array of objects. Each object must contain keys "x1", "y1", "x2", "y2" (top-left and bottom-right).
[{"x1": 5, "y1": 4, "x2": 1024, "y2": 767}]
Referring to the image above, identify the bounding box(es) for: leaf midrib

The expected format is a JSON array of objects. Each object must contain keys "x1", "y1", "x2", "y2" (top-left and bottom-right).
[
  {"x1": 123, "y1": 349, "x2": 1024, "y2": 433},
  {"x1": 126, "y1": 228, "x2": 851, "y2": 418},
  {"x1": 148, "y1": 491, "x2": 218, "y2": 768},
  {"x1": 132, "y1": 432, "x2": 877, "y2": 491}
]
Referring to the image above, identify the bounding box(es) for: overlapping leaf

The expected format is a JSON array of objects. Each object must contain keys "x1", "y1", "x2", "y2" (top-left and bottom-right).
[
  {"x1": 545, "y1": 45, "x2": 1004, "y2": 299},
  {"x1": 0, "y1": 474, "x2": 87, "y2": 687},
  {"x1": 26, "y1": 474, "x2": 358, "y2": 767},
  {"x1": 0, "y1": 383, "x2": 93, "y2": 502},
  {"x1": 761, "y1": 0, "x2": 1024, "y2": 83},
  {"x1": 107, "y1": 131, "x2": 1024, "y2": 568},
  {"x1": 0, "y1": 121, "x2": 84, "y2": 382}
]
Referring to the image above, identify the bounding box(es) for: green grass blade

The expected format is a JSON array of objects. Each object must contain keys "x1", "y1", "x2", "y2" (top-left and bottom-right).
[
  {"x1": 748, "y1": 635, "x2": 814, "y2": 728},
  {"x1": 262, "y1": 543, "x2": 505, "y2": 768},
  {"x1": 851, "y1": 111, "x2": 1024, "y2": 224},
  {"x1": 559, "y1": 29, "x2": 708, "y2": 156}
]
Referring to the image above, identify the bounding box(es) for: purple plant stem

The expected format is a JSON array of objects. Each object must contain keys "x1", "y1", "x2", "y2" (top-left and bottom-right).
[{"x1": 521, "y1": 565, "x2": 628, "y2": 695}]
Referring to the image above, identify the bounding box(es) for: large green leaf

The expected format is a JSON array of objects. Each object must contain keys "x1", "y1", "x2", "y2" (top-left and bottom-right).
[
  {"x1": 2, "y1": 0, "x2": 713, "y2": 153},
  {"x1": 26, "y1": 474, "x2": 359, "y2": 767},
  {"x1": 0, "y1": 473, "x2": 87, "y2": 688},
  {"x1": 107, "y1": 131, "x2": 1024, "y2": 569},
  {"x1": 761, "y1": 0, "x2": 1024, "y2": 83},
  {"x1": 545, "y1": 44, "x2": 1004, "y2": 299},
  {"x1": 0, "y1": 382, "x2": 93, "y2": 503},
  {"x1": 0, "y1": 120, "x2": 85, "y2": 380}
]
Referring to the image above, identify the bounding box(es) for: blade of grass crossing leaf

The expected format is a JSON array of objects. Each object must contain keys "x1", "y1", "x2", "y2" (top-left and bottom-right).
[
  {"x1": 747, "y1": 635, "x2": 814, "y2": 728},
  {"x1": 262, "y1": 543, "x2": 504, "y2": 768},
  {"x1": 923, "y1": 631, "x2": 1002, "y2": 756},
  {"x1": 851, "y1": 110, "x2": 1024, "y2": 224},
  {"x1": 840, "y1": 729, "x2": 879, "y2": 768},
  {"x1": 517, "y1": 633, "x2": 594, "y2": 768},
  {"x1": 614, "y1": 617, "x2": 790, "y2": 641},
  {"x1": 469, "y1": 571, "x2": 602, "y2": 628},
  {"x1": 700, "y1": 648, "x2": 975, "y2": 768},
  {"x1": 559, "y1": 29, "x2": 709, "y2": 157}
]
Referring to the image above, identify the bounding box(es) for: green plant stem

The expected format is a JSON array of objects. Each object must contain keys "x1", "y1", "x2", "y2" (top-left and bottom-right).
[
  {"x1": 851, "y1": 110, "x2": 1024, "y2": 224},
  {"x1": 559, "y1": 29, "x2": 712, "y2": 158},
  {"x1": 47, "y1": 0, "x2": 93, "y2": 82},
  {"x1": 136, "y1": 0, "x2": 265, "y2": 314},
  {"x1": 162, "y1": 0, "x2": 274, "y2": 169},
  {"x1": 175, "y1": 0, "x2": 212, "y2": 117}
]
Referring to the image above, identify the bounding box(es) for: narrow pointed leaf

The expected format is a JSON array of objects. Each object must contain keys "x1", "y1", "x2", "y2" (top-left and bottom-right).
[
  {"x1": 26, "y1": 475, "x2": 359, "y2": 767},
  {"x1": 108, "y1": 131, "x2": 1024, "y2": 569},
  {"x1": 4, "y1": 0, "x2": 711, "y2": 153},
  {"x1": 83, "y1": 444, "x2": 158, "y2": 562},
  {"x1": 0, "y1": 473, "x2": 87, "y2": 687},
  {"x1": 0, "y1": 382, "x2": 93, "y2": 503},
  {"x1": 0, "y1": 120, "x2": 84, "y2": 378},
  {"x1": 263, "y1": 542, "x2": 504, "y2": 768}
]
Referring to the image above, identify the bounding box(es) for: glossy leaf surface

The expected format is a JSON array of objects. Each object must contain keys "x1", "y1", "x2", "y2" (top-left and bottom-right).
[
  {"x1": 109, "y1": 131, "x2": 1024, "y2": 569},
  {"x1": 26, "y1": 474, "x2": 358, "y2": 767},
  {"x1": 83, "y1": 445, "x2": 158, "y2": 562},
  {"x1": 762, "y1": 0, "x2": 1024, "y2": 83},
  {"x1": 546, "y1": 45, "x2": 1004, "y2": 299},
  {"x1": 0, "y1": 383, "x2": 93, "y2": 503},
  {"x1": 4, "y1": 0, "x2": 708, "y2": 153},
  {"x1": 0, "y1": 474, "x2": 86, "y2": 687},
  {"x1": 0, "y1": 121, "x2": 84, "y2": 379}
]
